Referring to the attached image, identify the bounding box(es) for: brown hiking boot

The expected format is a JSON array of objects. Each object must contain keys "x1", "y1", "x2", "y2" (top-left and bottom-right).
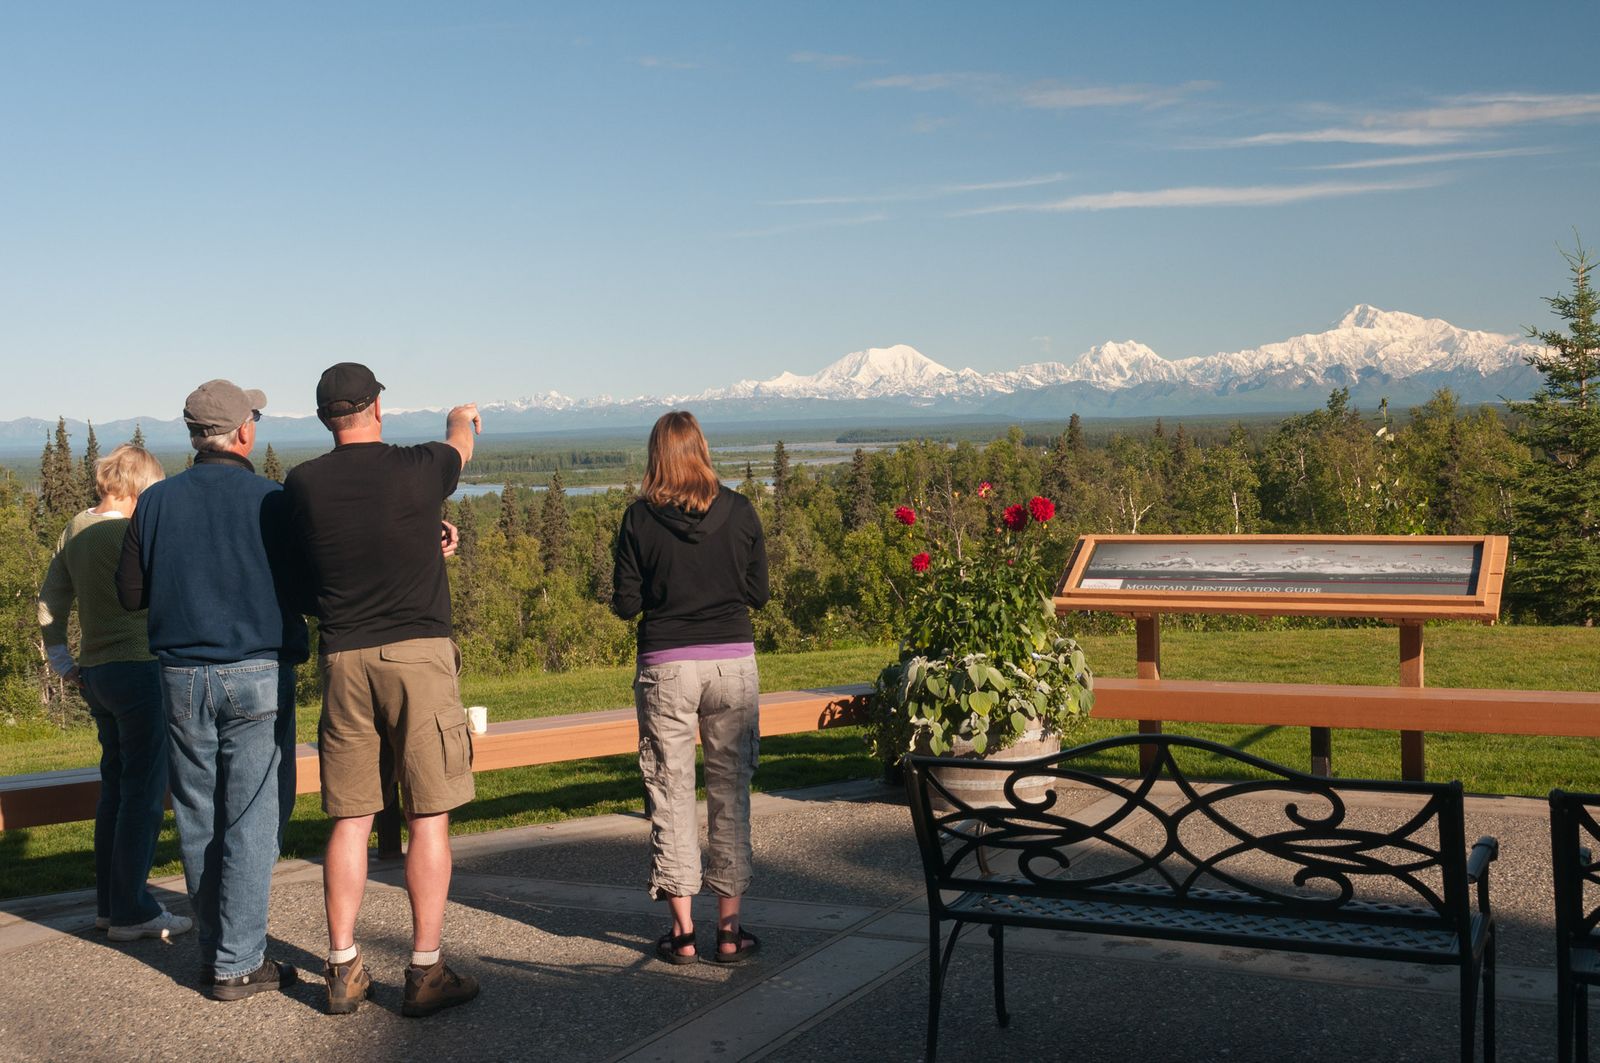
[
  {"x1": 401, "y1": 959, "x2": 479, "y2": 1018},
  {"x1": 324, "y1": 951, "x2": 374, "y2": 1015}
]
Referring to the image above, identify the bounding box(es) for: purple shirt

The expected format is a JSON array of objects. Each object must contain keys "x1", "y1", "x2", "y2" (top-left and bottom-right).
[{"x1": 637, "y1": 642, "x2": 755, "y2": 668}]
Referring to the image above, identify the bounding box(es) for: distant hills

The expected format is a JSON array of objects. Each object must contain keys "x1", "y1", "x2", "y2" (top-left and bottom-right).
[{"x1": 0, "y1": 305, "x2": 1547, "y2": 453}]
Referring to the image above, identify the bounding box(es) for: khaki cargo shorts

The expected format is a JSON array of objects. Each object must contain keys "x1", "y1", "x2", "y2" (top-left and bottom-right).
[{"x1": 318, "y1": 636, "x2": 475, "y2": 818}]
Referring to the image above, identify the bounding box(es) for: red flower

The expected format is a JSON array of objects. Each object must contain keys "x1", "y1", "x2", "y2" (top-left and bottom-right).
[
  {"x1": 1028, "y1": 496, "x2": 1056, "y2": 523},
  {"x1": 894, "y1": 505, "x2": 917, "y2": 526},
  {"x1": 911, "y1": 552, "x2": 931, "y2": 573},
  {"x1": 977, "y1": 481, "x2": 992, "y2": 498},
  {"x1": 1002, "y1": 504, "x2": 1028, "y2": 531}
]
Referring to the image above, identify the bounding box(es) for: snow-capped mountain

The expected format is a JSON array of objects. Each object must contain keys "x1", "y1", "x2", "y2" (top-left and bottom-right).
[
  {"x1": 702, "y1": 344, "x2": 972, "y2": 400},
  {"x1": 688, "y1": 306, "x2": 1540, "y2": 404},
  {"x1": 0, "y1": 306, "x2": 1551, "y2": 451}
]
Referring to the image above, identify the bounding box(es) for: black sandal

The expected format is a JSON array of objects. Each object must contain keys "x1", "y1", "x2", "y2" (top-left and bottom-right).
[
  {"x1": 655, "y1": 930, "x2": 699, "y2": 966},
  {"x1": 712, "y1": 927, "x2": 760, "y2": 964}
]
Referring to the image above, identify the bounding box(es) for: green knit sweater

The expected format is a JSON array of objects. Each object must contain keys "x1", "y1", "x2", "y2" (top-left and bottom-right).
[{"x1": 38, "y1": 509, "x2": 153, "y2": 667}]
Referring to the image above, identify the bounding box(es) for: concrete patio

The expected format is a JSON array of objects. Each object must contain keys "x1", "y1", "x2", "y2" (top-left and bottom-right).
[{"x1": 0, "y1": 777, "x2": 1575, "y2": 1062}]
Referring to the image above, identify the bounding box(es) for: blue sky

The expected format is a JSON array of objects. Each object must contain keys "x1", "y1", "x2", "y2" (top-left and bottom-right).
[{"x1": 3, "y1": 1, "x2": 1597, "y2": 422}]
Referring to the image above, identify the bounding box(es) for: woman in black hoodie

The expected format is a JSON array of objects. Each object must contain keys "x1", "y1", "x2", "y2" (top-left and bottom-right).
[{"x1": 613, "y1": 410, "x2": 769, "y2": 965}]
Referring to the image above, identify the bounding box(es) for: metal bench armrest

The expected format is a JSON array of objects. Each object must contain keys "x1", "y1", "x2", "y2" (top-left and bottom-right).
[
  {"x1": 1466, "y1": 835, "x2": 1499, "y2": 883},
  {"x1": 1466, "y1": 834, "x2": 1498, "y2": 915}
]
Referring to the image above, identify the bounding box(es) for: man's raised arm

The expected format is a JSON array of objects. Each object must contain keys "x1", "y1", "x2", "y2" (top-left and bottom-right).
[{"x1": 445, "y1": 403, "x2": 482, "y2": 467}]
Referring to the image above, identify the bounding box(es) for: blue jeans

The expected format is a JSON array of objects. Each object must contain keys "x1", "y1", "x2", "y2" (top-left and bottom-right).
[
  {"x1": 161, "y1": 659, "x2": 297, "y2": 979},
  {"x1": 81, "y1": 660, "x2": 167, "y2": 926}
]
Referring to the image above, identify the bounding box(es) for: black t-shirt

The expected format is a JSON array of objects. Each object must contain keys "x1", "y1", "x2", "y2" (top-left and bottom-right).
[{"x1": 284, "y1": 440, "x2": 461, "y2": 655}]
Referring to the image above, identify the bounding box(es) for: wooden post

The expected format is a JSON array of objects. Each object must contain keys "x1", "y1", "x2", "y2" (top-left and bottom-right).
[
  {"x1": 1399, "y1": 622, "x2": 1425, "y2": 781},
  {"x1": 1135, "y1": 615, "x2": 1162, "y2": 774}
]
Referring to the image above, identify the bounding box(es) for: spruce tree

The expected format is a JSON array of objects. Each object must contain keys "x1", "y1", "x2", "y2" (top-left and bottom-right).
[
  {"x1": 455, "y1": 496, "x2": 478, "y2": 566},
  {"x1": 262, "y1": 444, "x2": 284, "y2": 483},
  {"x1": 1510, "y1": 241, "x2": 1600, "y2": 624},
  {"x1": 1066, "y1": 412, "x2": 1086, "y2": 455},
  {"x1": 498, "y1": 483, "x2": 521, "y2": 538},
  {"x1": 771, "y1": 441, "x2": 791, "y2": 534},
  {"x1": 130, "y1": 423, "x2": 145, "y2": 449},
  {"x1": 847, "y1": 447, "x2": 876, "y2": 530},
  {"x1": 589, "y1": 534, "x2": 613, "y2": 606},
  {"x1": 1042, "y1": 431, "x2": 1074, "y2": 503},
  {"x1": 540, "y1": 472, "x2": 569, "y2": 573},
  {"x1": 38, "y1": 418, "x2": 76, "y2": 523},
  {"x1": 80, "y1": 423, "x2": 100, "y2": 507},
  {"x1": 738, "y1": 461, "x2": 762, "y2": 502}
]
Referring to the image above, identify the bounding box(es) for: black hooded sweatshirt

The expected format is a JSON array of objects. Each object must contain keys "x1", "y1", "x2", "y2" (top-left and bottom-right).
[{"x1": 611, "y1": 487, "x2": 770, "y2": 655}]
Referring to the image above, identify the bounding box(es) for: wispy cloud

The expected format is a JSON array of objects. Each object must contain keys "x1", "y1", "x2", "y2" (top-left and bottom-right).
[
  {"x1": 790, "y1": 51, "x2": 879, "y2": 69},
  {"x1": 862, "y1": 72, "x2": 1212, "y2": 110},
  {"x1": 1226, "y1": 92, "x2": 1600, "y2": 148},
  {"x1": 728, "y1": 213, "x2": 888, "y2": 239},
  {"x1": 956, "y1": 177, "x2": 1441, "y2": 215},
  {"x1": 1392, "y1": 92, "x2": 1600, "y2": 129},
  {"x1": 772, "y1": 173, "x2": 1070, "y2": 207},
  {"x1": 1305, "y1": 147, "x2": 1555, "y2": 170},
  {"x1": 1229, "y1": 127, "x2": 1470, "y2": 147},
  {"x1": 636, "y1": 56, "x2": 700, "y2": 70},
  {"x1": 910, "y1": 115, "x2": 955, "y2": 135},
  {"x1": 1017, "y1": 79, "x2": 1216, "y2": 110}
]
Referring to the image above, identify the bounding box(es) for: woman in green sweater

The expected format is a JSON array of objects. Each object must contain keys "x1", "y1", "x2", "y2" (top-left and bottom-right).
[{"x1": 38, "y1": 444, "x2": 191, "y2": 941}]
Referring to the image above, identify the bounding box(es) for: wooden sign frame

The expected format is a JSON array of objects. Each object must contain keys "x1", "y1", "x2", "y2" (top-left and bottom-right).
[
  {"x1": 1055, "y1": 534, "x2": 1508, "y2": 623},
  {"x1": 1053, "y1": 533, "x2": 1509, "y2": 782}
]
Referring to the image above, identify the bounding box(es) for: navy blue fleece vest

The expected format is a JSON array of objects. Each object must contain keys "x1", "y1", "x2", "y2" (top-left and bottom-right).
[{"x1": 131, "y1": 461, "x2": 309, "y2": 666}]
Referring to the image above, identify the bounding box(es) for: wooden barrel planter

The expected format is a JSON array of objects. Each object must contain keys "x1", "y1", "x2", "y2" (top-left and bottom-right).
[{"x1": 917, "y1": 728, "x2": 1062, "y2": 812}]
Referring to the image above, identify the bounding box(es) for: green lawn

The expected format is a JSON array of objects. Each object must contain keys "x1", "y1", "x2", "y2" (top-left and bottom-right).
[{"x1": 4, "y1": 629, "x2": 1600, "y2": 900}]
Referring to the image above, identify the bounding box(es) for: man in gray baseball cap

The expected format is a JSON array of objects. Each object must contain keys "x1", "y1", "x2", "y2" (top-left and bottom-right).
[
  {"x1": 117, "y1": 378, "x2": 308, "y2": 1001},
  {"x1": 183, "y1": 379, "x2": 268, "y2": 436}
]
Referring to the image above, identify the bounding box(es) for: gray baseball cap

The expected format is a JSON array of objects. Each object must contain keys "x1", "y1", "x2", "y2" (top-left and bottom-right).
[{"x1": 183, "y1": 379, "x2": 267, "y2": 437}]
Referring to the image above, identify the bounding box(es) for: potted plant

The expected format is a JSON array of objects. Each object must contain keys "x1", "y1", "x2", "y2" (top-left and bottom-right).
[{"x1": 865, "y1": 484, "x2": 1094, "y2": 805}]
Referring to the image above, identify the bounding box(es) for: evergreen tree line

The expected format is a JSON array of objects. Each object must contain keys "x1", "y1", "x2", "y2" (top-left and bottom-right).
[{"x1": 2, "y1": 247, "x2": 1595, "y2": 723}]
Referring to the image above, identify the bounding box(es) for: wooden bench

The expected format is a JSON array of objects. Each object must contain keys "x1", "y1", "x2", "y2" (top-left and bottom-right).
[
  {"x1": 906, "y1": 733, "x2": 1500, "y2": 1062},
  {"x1": 1550, "y1": 789, "x2": 1600, "y2": 1063}
]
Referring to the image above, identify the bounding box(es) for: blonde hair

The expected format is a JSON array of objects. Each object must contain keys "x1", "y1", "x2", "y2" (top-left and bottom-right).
[
  {"x1": 95, "y1": 444, "x2": 164, "y2": 500},
  {"x1": 642, "y1": 411, "x2": 720, "y2": 513}
]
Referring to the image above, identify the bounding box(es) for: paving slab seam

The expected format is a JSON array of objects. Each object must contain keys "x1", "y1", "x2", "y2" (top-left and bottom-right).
[
  {"x1": 736, "y1": 944, "x2": 931, "y2": 1063},
  {"x1": 599, "y1": 891, "x2": 928, "y2": 1063}
]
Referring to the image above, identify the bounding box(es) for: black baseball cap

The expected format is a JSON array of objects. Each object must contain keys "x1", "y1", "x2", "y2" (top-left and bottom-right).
[{"x1": 316, "y1": 362, "x2": 385, "y2": 419}]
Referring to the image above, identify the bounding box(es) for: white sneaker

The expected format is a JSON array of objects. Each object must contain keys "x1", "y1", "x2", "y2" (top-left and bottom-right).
[
  {"x1": 107, "y1": 909, "x2": 193, "y2": 941},
  {"x1": 94, "y1": 917, "x2": 110, "y2": 931}
]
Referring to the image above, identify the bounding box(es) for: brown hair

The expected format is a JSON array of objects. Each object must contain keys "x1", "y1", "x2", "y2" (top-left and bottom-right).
[
  {"x1": 95, "y1": 444, "x2": 164, "y2": 500},
  {"x1": 643, "y1": 411, "x2": 720, "y2": 513}
]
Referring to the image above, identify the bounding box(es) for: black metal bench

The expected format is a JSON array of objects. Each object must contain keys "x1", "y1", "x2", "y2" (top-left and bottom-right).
[
  {"x1": 1550, "y1": 789, "x2": 1600, "y2": 1062},
  {"x1": 905, "y1": 733, "x2": 1499, "y2": 1062}
]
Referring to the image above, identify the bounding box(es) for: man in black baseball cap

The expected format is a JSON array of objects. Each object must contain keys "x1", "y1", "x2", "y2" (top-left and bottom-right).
[
  {"x1": 285, "y1": 366, "x2": 481, "y2": 1017},
  {"x1": 316, "y1": 363, "x2": 384, "y2": 423}
]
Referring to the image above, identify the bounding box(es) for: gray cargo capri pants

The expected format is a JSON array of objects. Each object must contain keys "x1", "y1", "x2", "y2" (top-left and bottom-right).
[{"x1": 633, "y1": 656, "x2": 759, "y2": 900}]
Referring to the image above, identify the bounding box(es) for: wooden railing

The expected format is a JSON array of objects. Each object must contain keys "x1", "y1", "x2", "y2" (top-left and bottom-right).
[
  {"x1": 5, "y1": 680, "x2": 1600, "y2": 835},
  {"x1": 0, "y1": 687, "x2": 870, "y2": 833}
]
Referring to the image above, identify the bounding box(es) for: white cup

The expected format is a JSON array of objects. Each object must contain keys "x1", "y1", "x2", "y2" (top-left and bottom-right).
[{"x1": 467, "y1": 705, "x2": 488, "y2": 735}]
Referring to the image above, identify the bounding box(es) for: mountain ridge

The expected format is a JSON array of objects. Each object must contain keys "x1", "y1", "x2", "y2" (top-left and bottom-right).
[{"x1": 0, "y1": 305, "x2": 1547, "y2": 451}]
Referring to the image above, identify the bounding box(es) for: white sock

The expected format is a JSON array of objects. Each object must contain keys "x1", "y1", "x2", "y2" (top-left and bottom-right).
[
  {"x1": 328, "y1": 945, "x2": 358, "y2": 965},
  {"x1": 411, "y1": 947, "x2": 440, "y2": 967}
]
